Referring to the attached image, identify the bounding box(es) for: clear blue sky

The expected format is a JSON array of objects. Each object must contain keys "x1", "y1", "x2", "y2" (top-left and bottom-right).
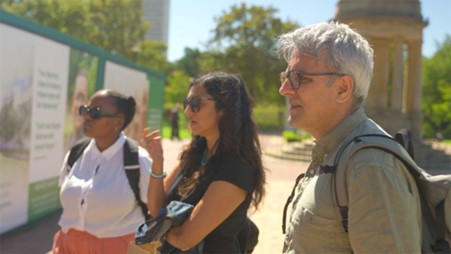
[{"x1": 168, "y1": 0, "x2": 451, "y2": 62}]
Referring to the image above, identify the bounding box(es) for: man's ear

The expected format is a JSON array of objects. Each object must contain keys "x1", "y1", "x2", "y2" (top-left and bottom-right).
[{"x1": 336, "y1": 75, "x2": 354, "y2": 103}]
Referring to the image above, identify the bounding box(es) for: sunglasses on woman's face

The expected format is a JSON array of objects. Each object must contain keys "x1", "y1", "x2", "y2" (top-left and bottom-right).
[
  {"x1": 79, "y1": 105, "x2": 117, "y2": 120},
  {"x1": 183, "y1": 96, "x2": 214, "y2": 113}
]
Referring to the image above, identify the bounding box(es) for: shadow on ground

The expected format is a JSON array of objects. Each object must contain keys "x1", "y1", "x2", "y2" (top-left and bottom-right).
[{"x1": 0, "y1": 211, "x2": 60, "y2": 254}]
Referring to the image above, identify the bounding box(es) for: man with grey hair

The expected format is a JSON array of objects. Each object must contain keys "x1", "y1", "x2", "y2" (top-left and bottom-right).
[{"x1": 277, "y1": 22, "x2": 421, "y2": 253}]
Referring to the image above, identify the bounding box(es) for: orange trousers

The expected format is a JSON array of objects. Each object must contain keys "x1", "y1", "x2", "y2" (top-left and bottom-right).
[{"x1": 52, "y1": 229, "x2": 134, "y2": 254}]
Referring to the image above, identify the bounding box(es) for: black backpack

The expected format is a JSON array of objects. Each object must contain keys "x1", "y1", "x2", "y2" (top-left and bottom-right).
[
  {"x1": 283, "y1": 129, "x2": 451, "y2": 253},
  {"x1": 67, "y1": 138, "x2": 149, "y2": 219}
]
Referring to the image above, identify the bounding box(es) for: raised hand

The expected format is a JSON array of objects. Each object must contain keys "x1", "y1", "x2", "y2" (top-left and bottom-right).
[{"x1": 142, "y1": 128, "x2": 164, "y2": 168}]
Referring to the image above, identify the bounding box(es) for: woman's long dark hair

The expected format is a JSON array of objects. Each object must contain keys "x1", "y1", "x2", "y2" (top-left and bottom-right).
[{"x1": 178, "y1": 72, "x2": 266, "y2": 209}]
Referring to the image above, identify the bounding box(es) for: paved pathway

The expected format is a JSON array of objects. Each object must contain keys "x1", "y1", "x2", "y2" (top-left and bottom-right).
[{"x1": 0, "y1": 135, "x2": 306, "y2": 254}]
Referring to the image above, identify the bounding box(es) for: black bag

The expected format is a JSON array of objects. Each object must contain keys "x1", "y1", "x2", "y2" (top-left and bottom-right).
[
  {"x1": 134, "y1": 201, "x2": 203, "y2": 254},
  {"x1": 237, "y1": 218, "x2": 259, "y2": 253}
]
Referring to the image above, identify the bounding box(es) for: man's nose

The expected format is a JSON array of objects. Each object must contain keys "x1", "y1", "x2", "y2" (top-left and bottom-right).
[{"x1": 279, "y1": 79, "x2": 292, "y2": 96}]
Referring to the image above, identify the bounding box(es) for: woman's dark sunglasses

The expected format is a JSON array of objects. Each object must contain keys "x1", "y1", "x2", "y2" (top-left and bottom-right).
[
  {"x1": 183, "y1": 96, "x2": 214, "y2": 113},
  {"x1": 79, "y1": 105, "x2": 117, "y2": 120}
]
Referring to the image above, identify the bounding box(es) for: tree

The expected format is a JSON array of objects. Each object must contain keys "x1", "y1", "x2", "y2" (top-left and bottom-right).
[
  {"x1": 0, "y1": 0, "x2": 168, "y2": 71},
  {"x1": 165, "y1": 70, "x2": 191, "y2": 107},
  {"x1": 422, "y1": 35, "x2": 451, "y2": 138},
  {"x1": 200, "y1": 3, "x2": 298, "y2": 105},
  {"x1": 175, "y1": 48, "x2": 202, "y2": 77},
  {"x1": 165, "y1": 48, "x2": 203, "y2": 109},
  {"x1": 135, "y1": 40, "x2": 169, "y2": 72}
]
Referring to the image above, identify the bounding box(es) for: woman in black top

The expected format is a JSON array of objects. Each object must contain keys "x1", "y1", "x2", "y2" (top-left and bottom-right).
[{"x1": 143, "y1": 72, "x2": 266, "y2": 253}]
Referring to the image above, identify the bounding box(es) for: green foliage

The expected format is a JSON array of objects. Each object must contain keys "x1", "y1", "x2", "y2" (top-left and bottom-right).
[
  {"x1": 176, "y1": 3, "x2": 298, "y2": 106},
  {"x1": 207, "y1": 4, "x2": 297, "y2": 104},
  {"x1": 1, "y1": 0, "x2": 168, "y2": 72},
  {"x1": 283, "y1": 130, "x2": 311, "y2": 142},
  {"x1": 135, "y1": 40, "x2": 168, "y2": 72},
  {"x1": 164, "y1": 70, "x2": 191, "y2": 108},
  {"x1": 422, "y1": 35, "x2": 451, "y2": 138},
  {"x1": 253, "y1": 103, "x2": 285, "y2": 131},
  {"x1": 174, "y1": 48, "x2": 202, "y2": 77},
  {"x1": 283, "y1": 130, "x2": 301, "y2": 142}
]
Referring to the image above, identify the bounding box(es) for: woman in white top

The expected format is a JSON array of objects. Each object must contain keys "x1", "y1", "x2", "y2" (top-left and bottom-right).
[{"x1": 52, "y1": 89, "x2": 152, "y2": 253}]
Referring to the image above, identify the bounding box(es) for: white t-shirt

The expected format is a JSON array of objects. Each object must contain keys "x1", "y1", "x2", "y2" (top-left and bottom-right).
[{"x1": 58, "y1": 134, "x2": 151, "y2": 238}]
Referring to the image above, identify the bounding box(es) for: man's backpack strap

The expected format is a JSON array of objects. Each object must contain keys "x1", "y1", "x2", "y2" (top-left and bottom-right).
[
  {"x1": 333, "y1": 134, "x2": 419, "y2": 232},
  {"x1": 334, "y1": 134, "x2": 451, "y2": 253},
  {"x1": 67, "y1": 138, "x2": 91, "y2": 170},
  {"x1": 394, "y1": 128, "x2": 415, "y2": 159},
  {"x1": 282, "y1": 173, "x2": 305, "y2": 234},
  {"x1": 123, "y1": 139, "x2": 149, "y2": 220}
]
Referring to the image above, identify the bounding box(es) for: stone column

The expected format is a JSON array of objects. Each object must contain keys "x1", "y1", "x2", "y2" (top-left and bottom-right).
[
  {"x1": 390, "y1": 43, "x2": 404, "y2": 111},
  {"x1": 368, "y1": 39, "x2": 390, "y2": 109},
  {"x1": 405, "y1": 40, "x2": 423, "y2": 140}
]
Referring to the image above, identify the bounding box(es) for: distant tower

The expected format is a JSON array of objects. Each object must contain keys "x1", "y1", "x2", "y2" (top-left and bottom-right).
[
  {"x1": 335, "y1": 0, "x2": 428, "y2": 141},
  {"x1": 142, "y1": 0, "x2": 170, "y2": 50}
]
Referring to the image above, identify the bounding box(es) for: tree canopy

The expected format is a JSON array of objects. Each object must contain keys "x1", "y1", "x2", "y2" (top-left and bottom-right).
[
  {"x1": 0, "y1": 0, "x2": 168, "y2": 72},
  {"x1": 174, "y1": 3, "x2": 298, "y2": 106},
  {"x1": 203, "y1": 3, "x2": 298, "y2": 104},
  {"x1": 8, "y1": 1, "x2": 447, "y2": 137},
  {"x1": 422, "y1": 35, "x2": 451, "y2": 138}
]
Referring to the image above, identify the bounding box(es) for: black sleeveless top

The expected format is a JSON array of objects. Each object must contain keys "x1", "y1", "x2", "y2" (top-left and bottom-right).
[{"x1": 167, "y1": 155, "x2": 255, "y2": 253}]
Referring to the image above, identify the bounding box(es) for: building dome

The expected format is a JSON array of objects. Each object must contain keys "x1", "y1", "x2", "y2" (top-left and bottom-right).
[{"x1": 336, "y1": 0, "x2": 424, "y2": 22}]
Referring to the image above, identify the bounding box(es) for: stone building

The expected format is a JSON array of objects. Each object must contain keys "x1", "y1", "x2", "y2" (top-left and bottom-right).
[
  {"x1": 335, "y1": 0, "x2": 428, "y2": 141},
  {"x1": 270, "y1": 0, "x2": 450, "y2": 170},
  {"x1": 142, "y1": 0, "x2": 170, "y2": 56}
]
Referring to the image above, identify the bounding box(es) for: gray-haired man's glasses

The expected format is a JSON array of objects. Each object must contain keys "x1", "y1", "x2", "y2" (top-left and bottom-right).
[{"x1": 280, "y1": 70, "x2": 346, "y2": 90}]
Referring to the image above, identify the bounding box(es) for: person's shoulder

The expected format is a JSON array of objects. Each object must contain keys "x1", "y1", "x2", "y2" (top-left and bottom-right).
[
  {"x1": 220, "y1": 155, "x2": 255, "y2": 179},
  {"x1": 348, "y1": 147, "x2": 407, "y2": 176},
  {"x1": 226, "y1": 155, "x2": 252, "y2": 168},
  {"x1": 214, "y1": 155, "x2": 255, "y2": 190}
]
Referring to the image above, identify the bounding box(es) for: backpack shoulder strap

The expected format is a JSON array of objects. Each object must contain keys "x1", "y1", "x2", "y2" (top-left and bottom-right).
[
  {"x1": 282, "y1": 173, "x2": 305, "y2": 234},
  {"x1": 67, "y1": 138, "x2": 91, "y2": 170},
  {"x1": 123, "y1": 139, "x2": 149, "y2": 219},
  {"x1": 394, "y1": 128, "x2": 415, "y2": 159},
  {"x1": 334, "y1": 134, "x2": 451, "y2": 252},
  {"x1": 333, "y1": 134, "x2": 422, "y2": 232}
]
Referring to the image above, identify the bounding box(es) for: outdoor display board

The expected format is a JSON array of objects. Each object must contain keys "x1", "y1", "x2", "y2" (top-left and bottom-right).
[
  {"x1": 104, "y1": 61, "x2": 149, "y2": 141},
  {"x1": 0, "y1": 10, "x2": 164, "y2": 234}
]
